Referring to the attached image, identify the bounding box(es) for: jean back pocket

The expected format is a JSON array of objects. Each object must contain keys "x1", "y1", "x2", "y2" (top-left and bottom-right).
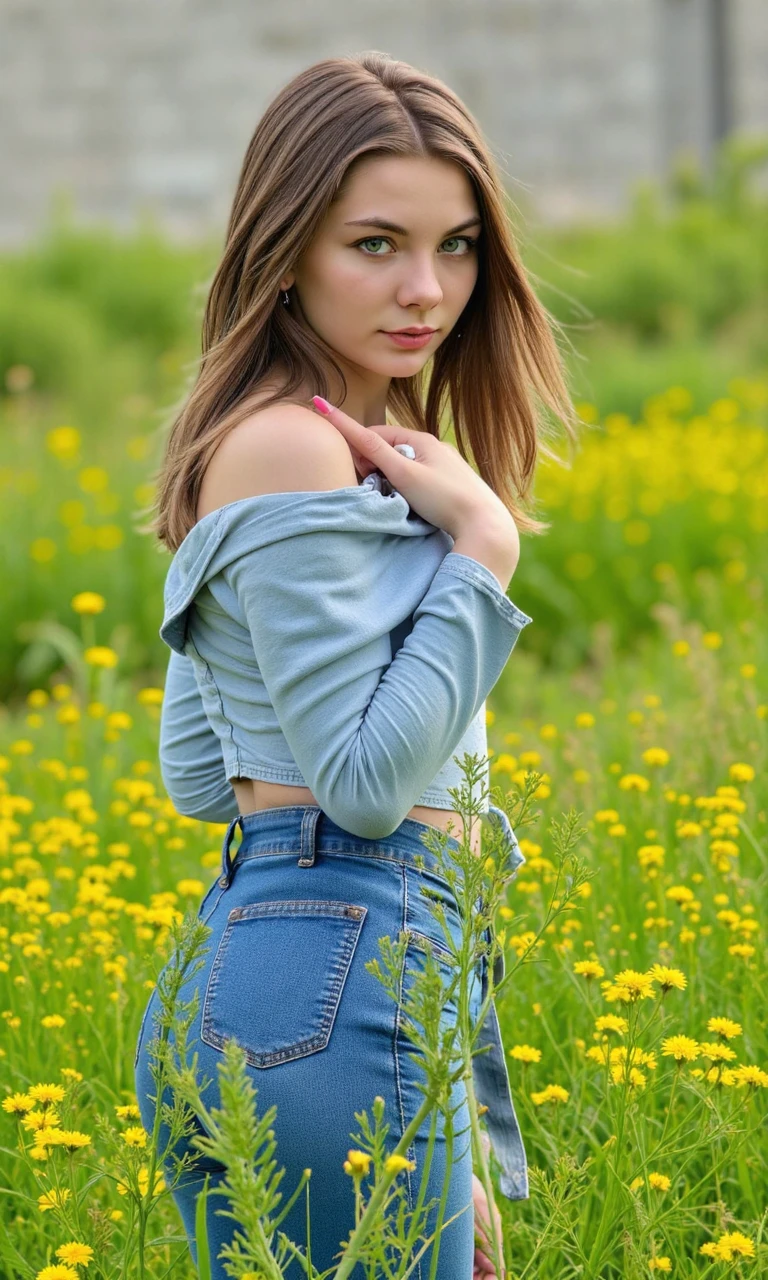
[{"x1": 201, "y1": 899, "x2": 367, "y2": 1069}]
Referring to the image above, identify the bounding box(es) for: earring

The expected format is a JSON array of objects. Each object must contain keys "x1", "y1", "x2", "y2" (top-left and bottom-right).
[{"x1": 282, "y1": 289, "x2": 290, "y2": 306}]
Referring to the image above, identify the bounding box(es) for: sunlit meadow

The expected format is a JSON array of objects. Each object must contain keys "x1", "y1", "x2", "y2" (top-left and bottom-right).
[{"x1": 1, "y1": 367, "x2": 766, "y2": 1277}]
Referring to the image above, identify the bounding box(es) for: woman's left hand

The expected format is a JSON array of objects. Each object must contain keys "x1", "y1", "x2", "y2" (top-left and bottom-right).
[{"x1": 472, "y1": 1172, "x2": 505, "y2": 1278}]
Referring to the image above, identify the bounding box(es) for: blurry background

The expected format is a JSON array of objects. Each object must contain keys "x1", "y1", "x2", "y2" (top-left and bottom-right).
[{"x1": 1, "y1": 0, "x2": 767, "y2": 235}]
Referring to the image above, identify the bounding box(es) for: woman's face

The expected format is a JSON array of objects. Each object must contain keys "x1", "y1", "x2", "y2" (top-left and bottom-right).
[{"x1": 283, "y1": 154, "x2": 481, "y2": 388}]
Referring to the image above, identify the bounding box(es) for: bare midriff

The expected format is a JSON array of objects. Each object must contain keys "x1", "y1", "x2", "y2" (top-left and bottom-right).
[{"x1": 230, "y1": 778, "x2": 483, "y2": 857}]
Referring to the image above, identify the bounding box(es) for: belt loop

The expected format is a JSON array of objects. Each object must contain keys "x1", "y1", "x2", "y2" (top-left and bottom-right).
[
  {"x1": 297, "y1": 806, "x2": 321, "y2": 867},
  {"x1": 218, "y1": 814, "x2": 242, "y2": 888}
]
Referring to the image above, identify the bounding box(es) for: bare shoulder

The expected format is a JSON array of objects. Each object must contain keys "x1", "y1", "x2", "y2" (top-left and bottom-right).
[{"x1": 196, "y1": 400, "x2": 359, "y2": 522}]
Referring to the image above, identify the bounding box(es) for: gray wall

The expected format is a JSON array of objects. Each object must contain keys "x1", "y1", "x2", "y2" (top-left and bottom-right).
[{"x1": 1, "y1": 0, "x2": 766, "y2": 245}]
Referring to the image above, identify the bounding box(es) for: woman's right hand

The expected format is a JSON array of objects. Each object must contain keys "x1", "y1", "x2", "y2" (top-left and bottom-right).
[{"x1": 311, "y1": 396, "x2": 519, "y2": 550}]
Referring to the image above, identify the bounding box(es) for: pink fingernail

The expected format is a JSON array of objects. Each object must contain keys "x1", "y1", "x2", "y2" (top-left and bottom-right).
[{"x1": 312, "y1": 395, "x2": 332, "y2": 414}]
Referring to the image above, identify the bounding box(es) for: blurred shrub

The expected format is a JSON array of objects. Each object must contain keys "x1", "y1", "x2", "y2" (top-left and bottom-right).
[
  {"x1": 0, "y1": 205, "x2": 214, "y2": 424},
  {"x1": 523, "y1": 136, "x2": 768, "y2": 377}
]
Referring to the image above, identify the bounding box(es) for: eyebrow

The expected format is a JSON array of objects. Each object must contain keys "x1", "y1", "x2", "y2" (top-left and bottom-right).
[{"x1": 344, "y1": 216, "x2": 482, "y2": 236}]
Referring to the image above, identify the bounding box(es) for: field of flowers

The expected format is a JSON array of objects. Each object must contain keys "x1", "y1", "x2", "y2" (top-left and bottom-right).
[{"x1": 0, "y1": 361, "x2": 766, "y2": 1277}]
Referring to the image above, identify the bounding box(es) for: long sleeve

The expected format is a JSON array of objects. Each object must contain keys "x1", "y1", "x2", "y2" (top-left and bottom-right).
[
  {"x1": 225, "y1": 537, "x2": 532, "y2": 840},
  {"x1": 159, "y1": 647, "x2": 240, "y2": 825}
]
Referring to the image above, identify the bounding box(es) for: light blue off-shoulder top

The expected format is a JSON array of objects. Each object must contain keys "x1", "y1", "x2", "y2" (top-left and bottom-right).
[{"x1": 157, "y1": 469, "x2": 532, "y2": 839}]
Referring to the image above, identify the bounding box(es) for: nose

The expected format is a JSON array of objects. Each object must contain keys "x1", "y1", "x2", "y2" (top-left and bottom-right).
[{"x1": 395, "y1": 251, "x2": 444, "y2": 311}]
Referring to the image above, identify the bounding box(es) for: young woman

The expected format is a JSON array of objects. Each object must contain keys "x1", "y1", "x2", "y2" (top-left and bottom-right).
[{"x1": 135, "y1": 50, "x2": 576, "y2": 1280}]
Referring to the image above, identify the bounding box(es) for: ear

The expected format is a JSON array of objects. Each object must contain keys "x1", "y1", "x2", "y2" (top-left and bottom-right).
[{"x1": 279, "y1": 275, "x2": 295, "y2": 291}]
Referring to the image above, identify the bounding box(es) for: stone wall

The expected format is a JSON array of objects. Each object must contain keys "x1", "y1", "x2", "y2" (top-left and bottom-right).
[{"x1": 0, "y1": 0, "x2": 765, "y2": 244}]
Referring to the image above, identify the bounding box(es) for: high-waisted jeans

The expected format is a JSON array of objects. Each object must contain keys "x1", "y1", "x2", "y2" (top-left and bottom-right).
[{"x1": 134, "y1": 804, "x2": 528, "y2": 1279}]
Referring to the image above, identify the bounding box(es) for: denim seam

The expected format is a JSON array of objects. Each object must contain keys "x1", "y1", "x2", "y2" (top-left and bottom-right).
[
  {"x1": 404, "y1": 928, "x2": 455, "y2": 966},
  {"x1": 133, "y1": 992, "x2": 155, "y2": 1070},
  {"x1": 391, "y1": 861, "x2": 417, "y2": 1254}
]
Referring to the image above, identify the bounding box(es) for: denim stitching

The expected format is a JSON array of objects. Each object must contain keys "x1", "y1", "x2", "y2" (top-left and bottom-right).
[
  {"x1": 201, "y1": 902, "x2": 367, "y2": 1068},
  {"x1": 403, "y1": 929, "x2": 456, "y2": 966},
  {"x1": 390, "y1": 862, "x2": 421, "y2": 1280},
  {"x1": 133, "y1": 990, "x2": 155, "y2": 1070}
]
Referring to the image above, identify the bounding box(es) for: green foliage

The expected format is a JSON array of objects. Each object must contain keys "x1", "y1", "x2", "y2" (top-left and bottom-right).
[{"x1": 520, "y1": 135, "x2": 768, "y2": 415}]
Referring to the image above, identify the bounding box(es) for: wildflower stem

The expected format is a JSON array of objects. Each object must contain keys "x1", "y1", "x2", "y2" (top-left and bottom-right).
[{"x1": 332, "y1": 1090, "x2": 438, "y2": 1280}]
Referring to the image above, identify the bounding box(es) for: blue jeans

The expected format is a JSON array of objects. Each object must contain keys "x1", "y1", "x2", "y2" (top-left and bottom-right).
[{"x1": 134, "y1": 804, "x2": 528, "y2": 1279}]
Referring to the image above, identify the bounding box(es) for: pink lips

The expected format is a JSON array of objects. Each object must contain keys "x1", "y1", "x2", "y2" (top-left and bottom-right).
[{"x1": 383, "y1": 330, "x2": 436, "y2": 349}]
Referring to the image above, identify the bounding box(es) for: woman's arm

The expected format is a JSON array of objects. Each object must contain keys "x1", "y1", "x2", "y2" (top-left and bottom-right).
[
  {"x1": 158, "y1": 648, "x2": 240, "y2": 825},
  {"x1": 226, "y1": 533, "x2": 531, "y2": 841}
]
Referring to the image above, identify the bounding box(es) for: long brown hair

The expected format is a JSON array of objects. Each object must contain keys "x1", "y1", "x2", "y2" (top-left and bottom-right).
[{"x1": 145, "y1": 50, "x2": 579, "y2": 555}]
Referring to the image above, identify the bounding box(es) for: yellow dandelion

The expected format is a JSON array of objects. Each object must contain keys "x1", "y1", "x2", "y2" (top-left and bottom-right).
[
  {"x1": 38, "y1": 1187, "x2": 71, "y2": 1212},
  {"x1": 530, "y1": 1084, "x2": 569, "y2": 1105},
  {"x1": 509, "y1": 1044, "x2": 542, "y2": 1064},
  {"x1": 728, "y1": 762, "x2": 754, "y2": 783},
  {"x1": 676, "y1": 821, "x2": 703, "y2": 838},
  {"x1": 47, "y1": 425, "x2": 81, "y2": 457},
  {"x1": 121, "y1": 1126, "x2": 147, "y2": 1148},
  {"x1": 56, "y1": 1131, "x2": 92, "y2": 1153},
  {"x1": 83, "y1": 646, "x2": 119, "y2": 669},
  {"x1": 718, "y1": 1231, "x2": 756, "y2": 1257},
  {"x1": 698, "y1": 1041, "x2": 737, "y2": 1062},
  {"x1": 648, "y1": 965, "x2": 686, "y2": 992},
  {"x1": 176, "y1": 878, "x2": 206, "y2": 897},
  {"x1": 343, "y1": 1149, "x2": 372, "y2": 1178},
  {"x1": 611, "y1": 969, "x2": 656, "y2": 1002},
  {"x1": 22, "y1": 1109, "x2": 60, "y2": 1133},
  {"x1": 595, "y1": 1014, "x2": 629, "y2": 1035},
  {"x1": 707, "y1": 1016, "x2": 742, "y2": 1040},
  {"x1": 55, "y1": 1242, "x2": 94, "y2": 1267},
  {"x1": 35, "y1": 1266, "x2": 80, "y2": 1280},
  {"x1": 642, "y1": 748, "x2": 670, "y2": 767},
  {"x1": 732, "y1": 1065, "x2": 768, "y2": 1090},
  {"x1": 384, "y1": 1154, "x2": 416, "y2": 1175},
  {"x1": 665, "y1": 884, "x2": 694, "y2": 905},
  {"x1": 648, "y1": 1172, "x2": 671, "y2": 1191},
  {"x1": 28, "y1": 1083, "x2": 66, "y2": 1107},
  {"x1": 661, "y1": 1036, "x2": 699, "y2": 1065},
  {"x1": 595, "y1": 809, "x2": 620, "y2": 823},
  {"x1": 729, "y1": 943, "x2": 755, "y2": 959},
  {"x1": 2, "y1": 1092, "x2": 35, "y2": 1114},
  {"x1": 648, "y1": 1257, "x2": 672, "y2": 1272},
  {"x1": 573, "y1": 959, "x2": 605, "y2": 980},
  {"x1": 71, "y1": 592, "x2": 106, "y2": 615},
  {"x1": 619, "y1": 774, "x2": 651, "y2": 792},
  {"x1": 114, "y1": 1103, "x2": 142, "y2": 1121},
  {"x1": 700, "y1": 1231, "x2": 755, "y2": 1261}
]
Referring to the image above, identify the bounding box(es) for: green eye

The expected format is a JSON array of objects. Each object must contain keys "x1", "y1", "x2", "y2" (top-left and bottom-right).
[
  {"x1": 354, "y1": 235, "x2": 478, "y2": 257},
  {"x1": 357, "y1": 237, "x2": 390, "y2": 255}
]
